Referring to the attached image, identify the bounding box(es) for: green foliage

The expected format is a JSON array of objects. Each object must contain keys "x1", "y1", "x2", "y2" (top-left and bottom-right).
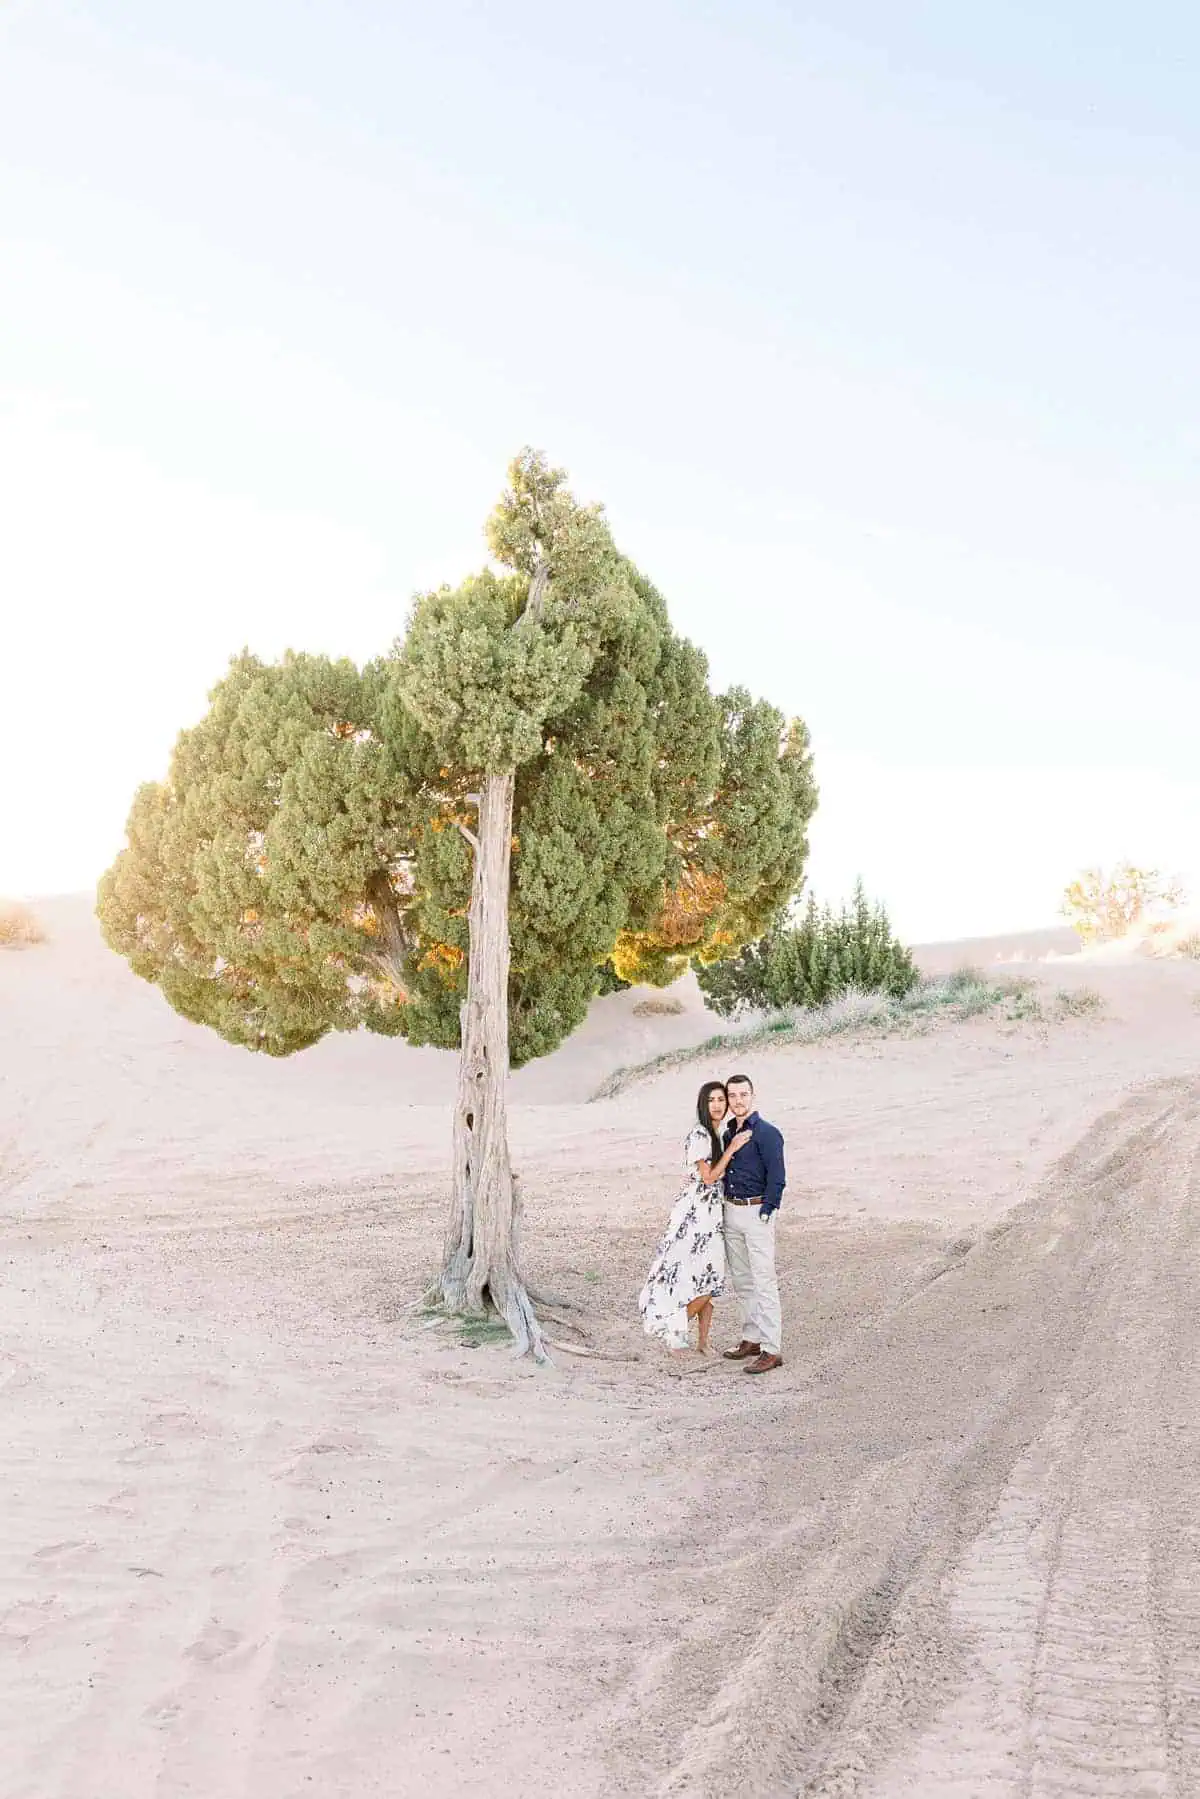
[
  {"x1": 98, "y1": 451, "x2": 817, "y2": 1067},
  {"x1": 610, "y1": 693, "x2": 816, "y2": 987},
  {"x1": 697, "y1": 882, "x2": 918, "y2": 1018}
]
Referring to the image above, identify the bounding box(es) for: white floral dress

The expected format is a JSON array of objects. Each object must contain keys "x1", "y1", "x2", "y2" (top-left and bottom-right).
[{"x1": 638, "y1": 1125, "x2": 727, "y2": 1348}]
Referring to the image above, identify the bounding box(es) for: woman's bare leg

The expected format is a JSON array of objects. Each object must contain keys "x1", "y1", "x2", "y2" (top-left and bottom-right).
[{"x1": 683, "y1": 1296, "x2": 714, "y2": 1355}]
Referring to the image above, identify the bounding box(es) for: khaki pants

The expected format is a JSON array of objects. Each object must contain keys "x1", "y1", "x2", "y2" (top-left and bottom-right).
[{"x1": 723, "y1": 1201, "x2": 782, "y2": 1355}]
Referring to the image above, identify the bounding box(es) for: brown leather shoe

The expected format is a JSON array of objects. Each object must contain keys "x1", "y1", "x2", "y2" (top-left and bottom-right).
[
  {"x1": 722, "y1": 1340, "x2": 761, "y2": 1361},
  {"x1": 745, "y1": 1353, "x2": 783, "y2": 1375}
]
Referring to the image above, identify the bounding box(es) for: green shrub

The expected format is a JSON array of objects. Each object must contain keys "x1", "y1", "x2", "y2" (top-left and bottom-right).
[
  {"x1": 697, "y1": 882, "x2": 918, "y2": 1019},
  {"x1": 1004, "y1": 983, "x2": 1045, "y2": 1023},
  {"x1": 595, "y1": 958, "x2": 631, "y2": 995}
]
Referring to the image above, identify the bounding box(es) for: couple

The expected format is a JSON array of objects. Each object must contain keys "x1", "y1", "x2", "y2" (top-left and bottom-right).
[{"x1": 638, "y1": 1074, "x2": 786, "y2": 1376}]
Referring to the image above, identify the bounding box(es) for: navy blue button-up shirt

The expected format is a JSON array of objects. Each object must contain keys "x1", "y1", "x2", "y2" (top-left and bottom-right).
[{"x1": 722, "y1": 1111, "x2": 787, "y2": 1210}]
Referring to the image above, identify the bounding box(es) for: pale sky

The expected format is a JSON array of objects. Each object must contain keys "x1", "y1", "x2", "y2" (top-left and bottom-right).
[{"x1": 2, "y1": 1, "x2": 1197, "y2": 941}]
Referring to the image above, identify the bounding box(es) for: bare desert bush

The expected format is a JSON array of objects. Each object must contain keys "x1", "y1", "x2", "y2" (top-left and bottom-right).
[
  {"x1": 1061, "y1": 862, "x2": 1185, "y2": 945},
  {"x1": 631, "y1": 995, "x2": 685, "y2": 1018},
  {"x1": 0, "y1": 901, "x2": 46, "y2": 948},
  {"x1": 1056, "y1": 986, "x2": 1105, "y2": 1017}
]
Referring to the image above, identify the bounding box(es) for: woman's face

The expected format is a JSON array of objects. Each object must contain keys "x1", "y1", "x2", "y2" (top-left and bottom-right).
[{"x1": 707, "y1": 1087, "x2": 728, "y2": 1125}]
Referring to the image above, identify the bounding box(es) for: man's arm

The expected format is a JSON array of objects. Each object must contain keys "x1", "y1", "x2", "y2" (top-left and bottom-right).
[{"x1": 758, "y1": 1123, "x2": 786, "y2": 1218}]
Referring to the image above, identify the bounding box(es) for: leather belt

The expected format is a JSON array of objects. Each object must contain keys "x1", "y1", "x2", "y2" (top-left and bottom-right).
[{"x1": 724, "y1": 1195, "x2": 764, "y2": 1207}]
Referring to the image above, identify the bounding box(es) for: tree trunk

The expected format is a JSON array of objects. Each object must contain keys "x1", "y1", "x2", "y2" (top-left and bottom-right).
[{"x1": 436, "y1": 770, "x2": 547, "y2": 1360}]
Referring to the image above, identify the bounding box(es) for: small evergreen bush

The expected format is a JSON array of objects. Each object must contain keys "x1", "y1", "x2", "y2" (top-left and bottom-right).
[
  {"x1": 595, "y1": 959, "x2": 631, "y2": 995},
  {"x1": 697, "y1": 882, "x2": 918, "y2": 1019}
]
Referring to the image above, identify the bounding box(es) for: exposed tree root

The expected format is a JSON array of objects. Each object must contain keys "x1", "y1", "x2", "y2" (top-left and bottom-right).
[
  {"x1": 526, "y1": 1287, "x2": 582, "y2": 1311},
  {"x1": 544, "y1": 1338, "x2": 640, "y2": 1362},
  {"x1": 431, "y1": 1264, "x2": 550, "y2": 1363},
  {"x1": 417, "y1": 1278, "x2": 637, "y2": 1364},
  {"x1": 499, "y1": 1279, "x2": 550, "y2": 1364},
  {"x1": 534, "y1": 1307, "x2": 590, "y2": 1336}
]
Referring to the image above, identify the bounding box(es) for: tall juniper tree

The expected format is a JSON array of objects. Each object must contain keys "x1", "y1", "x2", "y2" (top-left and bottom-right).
[{"x1": 98, "y1": 452, "x2": 816, "y2": 1356}]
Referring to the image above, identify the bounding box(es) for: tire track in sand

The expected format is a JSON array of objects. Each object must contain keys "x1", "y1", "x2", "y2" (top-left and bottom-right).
[
  {"x1": 863, "y1": 1079, "x2": 1200, "y2": 1799},
  {"x1": 621, "y1": 1079, "x2": 1200, "y2": 1799}
]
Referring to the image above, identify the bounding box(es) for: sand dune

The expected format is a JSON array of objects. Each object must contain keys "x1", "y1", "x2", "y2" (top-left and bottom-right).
[{"x1": 3, "y1": 898, "x2": 1200, "y2": 1796}]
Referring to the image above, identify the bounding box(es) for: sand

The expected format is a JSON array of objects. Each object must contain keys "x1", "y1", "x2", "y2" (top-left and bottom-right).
[{"x1": 3, "y1": 897, "x2": 1200, "y2": 1797}]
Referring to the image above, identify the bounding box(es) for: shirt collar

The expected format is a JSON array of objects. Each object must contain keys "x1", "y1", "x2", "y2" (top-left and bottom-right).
[{"x1": 731, "y1": 1111, "x2": 759, "y2": 1130}]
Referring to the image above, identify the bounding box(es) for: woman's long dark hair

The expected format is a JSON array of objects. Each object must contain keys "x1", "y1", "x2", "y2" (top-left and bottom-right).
[{"x1": 696, "y1": 1081, "x2": 728, "y2": 1164}]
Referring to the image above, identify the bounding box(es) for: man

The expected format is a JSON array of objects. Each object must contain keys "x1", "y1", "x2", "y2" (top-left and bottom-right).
[{"x1": 720, "y1": 1074, "x2": 785, "y2": 1374}]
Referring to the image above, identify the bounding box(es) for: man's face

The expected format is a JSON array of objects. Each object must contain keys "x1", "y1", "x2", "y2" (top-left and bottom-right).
[{"x1": 727, "y1": 1080, "x2": 754, "y2": 1120}]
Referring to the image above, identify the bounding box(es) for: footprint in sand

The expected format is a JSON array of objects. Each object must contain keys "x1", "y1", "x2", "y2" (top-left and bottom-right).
[
  {"x1": 301, "y1": 1429, "x2": 373, "y2": 1456},
  {"x1": 94, "y1": 1487, "x2": 137, "y2": 1518},
  {"x1": 31, "y1": 1540, "x2": 95, "y2": 1564},
  {"x1": 116, "y1": 1440, "x2": 173, "y2": 1466},
  {"x1": 143, "y1": 1698, "x2": 182, "y2": 1727},
  {"x1": 273, "y1": 1430, "x2": 374, "y2": 1481},
  {"x1": 184, "y1": 1621, "x2": 244, "y2": 1663},
  {"x1": 144, "y1": 1409, "x2": 220, "y2": 1439}
]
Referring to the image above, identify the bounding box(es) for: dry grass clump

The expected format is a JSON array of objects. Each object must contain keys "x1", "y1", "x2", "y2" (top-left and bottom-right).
[
  {"x1": 1177, "y1": 934, "x2": 1200, "y2": 962},
  {"x1": 0, "y1": 901, "x2": 46, "y2": 948},
  {"x1": 592, "y1": 966, "x2": 1105, "y2": 1100},
  {"x1": 1056, "y1": 986, "x2": 1105, "y2": 1017},
  {"x1": 632, "y1": 995, "x2": 686, "y2": 1017}
]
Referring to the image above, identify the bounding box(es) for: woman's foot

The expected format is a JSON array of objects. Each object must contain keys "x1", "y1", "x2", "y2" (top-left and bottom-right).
[{"x1": 696, "y1": 1298, "x2": 714, "y2": 1355}]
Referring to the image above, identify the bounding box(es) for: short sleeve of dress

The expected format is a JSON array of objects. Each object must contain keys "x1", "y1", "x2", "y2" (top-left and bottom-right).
[{"x1": 684, "y1": 1125, "x2": 711, "y2": 1169}]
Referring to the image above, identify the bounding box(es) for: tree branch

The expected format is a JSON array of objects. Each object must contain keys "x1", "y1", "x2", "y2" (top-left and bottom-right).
[
  {"x1": 455, "y1": 820, "x2": 480, "y2": 852},
  {"x1": 528, "y1": 562, "x2": 550, "y2": 615},
  {"x1": 513, "y1": 561, "x2": 551, "y2": 632},
  {"x1": 365, "y1": 869, "x2": 411, "y2": 976}
]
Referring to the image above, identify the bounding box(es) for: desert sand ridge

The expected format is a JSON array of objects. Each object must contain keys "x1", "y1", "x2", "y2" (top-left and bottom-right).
[{"x1": 3, "y1": 896, "x2": 1200, "y2": 1795}]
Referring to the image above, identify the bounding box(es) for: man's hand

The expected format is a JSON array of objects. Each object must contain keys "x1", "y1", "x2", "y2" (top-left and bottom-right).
[{"x1": 759, "y1": 1200, "x2": 780, "y2": 1221}]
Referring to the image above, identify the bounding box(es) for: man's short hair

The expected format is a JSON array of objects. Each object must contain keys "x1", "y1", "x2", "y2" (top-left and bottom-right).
[{"x1": 726, "y1": 1074, "x2": 754, "y2": 1092}]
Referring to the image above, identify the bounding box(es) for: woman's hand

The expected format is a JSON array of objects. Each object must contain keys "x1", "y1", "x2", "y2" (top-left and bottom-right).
[{"x1": 698, "y1": 1129, "x2": 754, "y2": 1186}]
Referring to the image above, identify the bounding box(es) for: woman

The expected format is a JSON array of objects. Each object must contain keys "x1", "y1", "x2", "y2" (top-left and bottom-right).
[{"x1": 638, "y1": 1081, "x2": 752, "y2": 1356}]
